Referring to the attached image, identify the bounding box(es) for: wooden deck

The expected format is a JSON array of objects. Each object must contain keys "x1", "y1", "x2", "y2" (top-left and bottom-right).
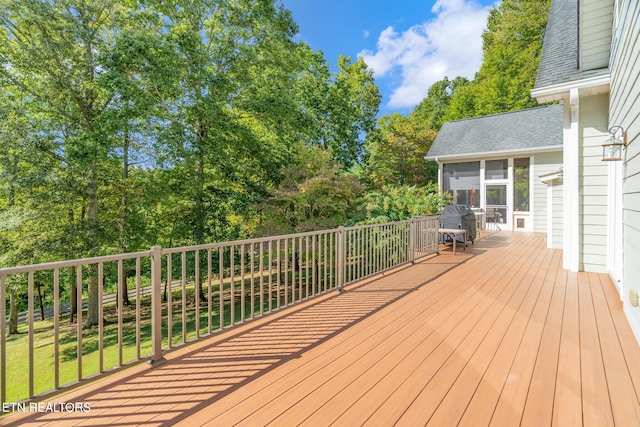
[{"x1": 3, "y1": 232, "x2": 640, "y2": 426}]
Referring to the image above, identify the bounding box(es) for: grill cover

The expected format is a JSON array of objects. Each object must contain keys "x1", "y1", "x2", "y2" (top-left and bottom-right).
[{"x1": 440, "y1": 204, "x2": 477, "y2": 244}]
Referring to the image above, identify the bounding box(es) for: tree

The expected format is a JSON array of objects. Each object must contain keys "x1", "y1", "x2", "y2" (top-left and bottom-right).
[
  {"x1": 321, "y1": 56, "x2": 381, "y2": 168},
  {"x1": 0, "y1": 89, "x2": 79, "y2": 331},
  {"x1": 99, "y1": 28, "x2": 175, "y2": 305},
  {"x1": 413, "y1": 76, "x2": 470, "y2": 130},
  {"x1": 256, "y1": 144, "x2": 363, "y2": 235},
  {"x1": 149, "y1": 0, "x2": 312, "y2": 249},
  {"x1": 0, "y1": 0, "x2": 162, "y2": 326},
  {"x1": 445, "y1": 0, "x2": 550, "y2": 120},
  {"x1": 364, "y1": 113, "x2": 437, "y2": 188}
]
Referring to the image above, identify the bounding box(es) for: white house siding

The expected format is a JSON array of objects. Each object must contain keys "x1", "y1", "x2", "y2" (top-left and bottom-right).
[
  {"x1": 609, "y1": 0, "x2": 640, "y2": 341},
  {"x1": 580, "y1": 0, "x2": 613, "y2": 71},
  {"x1": 532, "y1": 152, "x2": 563, "y2": 249},
  {"x1": 579, "y1": 93, "x2": 610, "y2": 273},
  {"x1": 552, "y1": 180, "x2": 564, "y2": 248}
]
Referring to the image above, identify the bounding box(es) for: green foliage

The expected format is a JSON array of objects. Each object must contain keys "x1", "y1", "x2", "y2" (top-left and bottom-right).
[
  {"x1": 412, "y1": 76, "x2": 470, "y2": 130},
  {"x1": 354, "y1": 185, "x2": 451, "y2": 225},
  {"x1": 364, "y1": 113, "x2": 438, "y2": 188},
  {"x1": 0, "y1": 0, "x2": 381, "y2": 261},
  {"x1": 446, "y1": 0, "x2": 550, "y2": 120},
  {"x1": 255, "y1": 144, "x2": 363, "y2": 235},
  {"x1": 0, "y1": 0, "x2": 384, "y2": 327},
  {"x1": 323, "y1": 56, "x2": 381, "y2": 168}
]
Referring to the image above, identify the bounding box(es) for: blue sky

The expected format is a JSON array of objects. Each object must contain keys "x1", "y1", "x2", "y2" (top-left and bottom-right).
[{"x1": 281, "y1": 0, "x2": 497, "y2": 115}]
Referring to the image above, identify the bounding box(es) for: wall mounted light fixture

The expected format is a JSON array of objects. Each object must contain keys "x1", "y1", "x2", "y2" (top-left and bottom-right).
[{"x1": 602, "y1": 125, "x2": 627, "y2": 161}]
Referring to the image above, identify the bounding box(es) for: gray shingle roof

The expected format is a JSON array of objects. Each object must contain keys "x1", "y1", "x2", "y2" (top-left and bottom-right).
[
  {"x1": 534, "y1": 0, "x2": 609, "y2": 90},
  {"x1": 534, "y1": 0, "x2": 578, "y2": 89},
  {"x1": 426, "y1": 104, "x2": 563, "y2": 159}
]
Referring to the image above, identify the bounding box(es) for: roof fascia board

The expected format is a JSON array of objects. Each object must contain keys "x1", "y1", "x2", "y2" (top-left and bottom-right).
[
  {"x1": 539, "y1": 170, "x2": 563, "y2": 183},
  {"x1": 531, "y1": 73, "x2": 611, "y2": 103},
  {"x1": 426, "y1": 145, "x2": 564, "y2": 162}
]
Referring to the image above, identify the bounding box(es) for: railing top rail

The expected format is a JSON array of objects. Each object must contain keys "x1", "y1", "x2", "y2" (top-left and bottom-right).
[
  {"x1": 0, "y1": 250, "x2": 152, "y2": 276},
  {"x1": 0, "y1": 215, "x2": 442, "y2": 274},
  {"x1": 160, "y1": 227, "x2": 341, "y2": 255}
]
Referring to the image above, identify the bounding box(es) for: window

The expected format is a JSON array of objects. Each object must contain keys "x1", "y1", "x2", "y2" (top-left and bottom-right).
[
  {"x1": 513, "y1": 158, "x2": 530, "y2": 211},
  {"x1": 443, "y1": 162, "x2": 480, "y2": 208},
  {"x1": 485, "y1": 159, "x2": 508, "y2": 180}
]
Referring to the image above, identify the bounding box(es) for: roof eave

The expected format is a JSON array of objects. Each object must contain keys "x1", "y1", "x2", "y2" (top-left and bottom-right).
[
  {"x1": 531, "y1": 73, "x2": 611, "y2": 104},
  {"x1": 425, "y1": 145, "x2": 564, "y2": 162},
  {"x1": 539, "y1": 169, "x2": 563, "y2": 183}
]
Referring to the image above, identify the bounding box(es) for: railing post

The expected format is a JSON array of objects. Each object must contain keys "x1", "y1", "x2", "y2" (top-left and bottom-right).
[
  {"x1": 337, "y1": 226, "x2": 345, "y2": 291},
  {"x1": 149, "y1": 246, "x2": 166, "y2": 367},
  {"x1": 409, "y1": 218, "x2": 416, "y2": 264}
]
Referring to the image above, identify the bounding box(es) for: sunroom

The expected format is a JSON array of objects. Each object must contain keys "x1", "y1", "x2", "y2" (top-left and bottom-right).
[{"x1": 426, "y1": 104, "x2": 564, "y2": 246}]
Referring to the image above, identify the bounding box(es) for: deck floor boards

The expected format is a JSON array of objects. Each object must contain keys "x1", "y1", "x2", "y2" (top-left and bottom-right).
[{"x1": 2, "y1": 232, "x2": 640, "y2": 427}]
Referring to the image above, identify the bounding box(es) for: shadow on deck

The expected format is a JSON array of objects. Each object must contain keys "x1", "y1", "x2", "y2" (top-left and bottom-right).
[{"x1": 3, "y1": 231, "x2": 640, "y2": 426}]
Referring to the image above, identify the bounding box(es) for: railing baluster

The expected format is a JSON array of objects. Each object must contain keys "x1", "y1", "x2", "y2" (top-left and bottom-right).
[
  {"x1": 330, "y1": 233, "x2": 334, "y2": 289},
  {"x1": 219, "y1": 248, "x2": 224, "y2": 330},
  {"x1": 208, "y1": 249, "x2": 212, "y2": 334},
  {"x1": 166, "y1": 254, "x2": 172, "y2": 348},
  {"x1": 28, "y1": 271, "x2": 34, "y2": 398},
  {"x1": 298, "y1": 237, "x2": 303, "y2": 301},
  {"x1": 323, "y1": 233, "x2": 327, "y2": 292},
  {"x1": 135, "y1": 257, "x2": 141, "y2": 359},
  {"x1": 181, "y1": 251, "x2": 187, "y2": 343},
  {"x1": 195, "y1": 249, "x2": 200, "y2": 338},
  {"x1": 345, "y1": 231, "x2": 350, "y2": 285},
  {"x1": 368, "y1": 228, "x2": 372, "y2": 275},
  {"x1": 240, "y1": 244, "x2": 245, "y2": 322},
  {"x1": 268, "y1": 241, "x2": 273, "y2": 313},
  {"x1": 53, "y1": 269, "x2": 59, "y2": 389},
  {"x1": 250, "y1": 244, "x2": 255, "y2": 318},
  {"x1": 259, "y1": 242, "x2": 264, "y2": 315},
  {"x1": 117, "y1": 260, "x2": 123, "y2": 366},
  {"x1": 98, "y1": 263, "x2": 104, "y2": 372},
  {"x1": 358, "y1": 228, "x2": 362, "y2": 281},
  {"x1": 284, "y1": 239, "x2": 288, "y2": 306},
  {"x1": 230, "y1": 246, "x2": 235, "y2": 325},
  {"x1": 276, "y1": 240, "x2": 281, "y2": 309},
  {"x1": 76, "y1": 266, "x2": 82, "y2": 381},
  {"x1": 310, "y1": 235, "x2": 314, "y2": 296}
]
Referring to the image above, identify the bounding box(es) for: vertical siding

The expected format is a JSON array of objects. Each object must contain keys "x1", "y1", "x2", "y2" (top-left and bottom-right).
[
  {"x1": 610, "y1": 0, "x2": 640, "y2": 341},
  {"x1": 580, "y1": 0, "x2": 614, "y2": 70},
  {"x1": 579, "y1": 94, "x2": 610, "y2": 273},
  {"x1": 532, "y1": 152, "x2": 563, "y2": 244}
]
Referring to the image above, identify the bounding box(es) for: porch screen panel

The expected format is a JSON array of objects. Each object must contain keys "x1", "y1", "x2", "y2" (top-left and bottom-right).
[
  {"x1": 485, "y1": 159, "x2": 508, "y2": 180},
  {"x1": 514, "y1": 157, "x2": 530, "y2": 211},
  {"x1": 443, "y1": 162, "x2": 480, "y2": 208}
]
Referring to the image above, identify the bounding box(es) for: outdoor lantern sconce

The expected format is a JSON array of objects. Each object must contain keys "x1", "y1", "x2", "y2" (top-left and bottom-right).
[{"x1": 602, "y1": 125, "x2": 627, "y2": 161}]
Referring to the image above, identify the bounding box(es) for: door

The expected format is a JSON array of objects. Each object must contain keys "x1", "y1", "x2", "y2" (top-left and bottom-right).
[{"x1": 485, "y1": 184, "x2": 509, "y2": 230}]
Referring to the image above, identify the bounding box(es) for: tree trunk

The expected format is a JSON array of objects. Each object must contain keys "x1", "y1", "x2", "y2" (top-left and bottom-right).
[
  {"x1": 36, "y1": 281, "x2": 45, "y2": 321},
  {"x1": 119, "y1": 126, "x2": 131, "y2": 307},
  {"x1": 6, "y1": 161, "x2": 20, "y2": 334},
  {"x1": 69, "y1": 268, "x2": 77, "y2": 323},
  {"x1": 195, "y1": 121, "x2": 206, "y2": 303},
  {"x1": 84, "y1": 161, "x2": 100, "y2": 327},
  {"x1": 7, "y1": 289, "x2": 18, "y2": 335}
]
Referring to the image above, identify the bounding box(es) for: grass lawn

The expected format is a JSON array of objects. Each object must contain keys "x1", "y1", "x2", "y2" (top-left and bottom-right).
[{"x1": 4, "y1": 269, "x2": 327, "y2": 403}]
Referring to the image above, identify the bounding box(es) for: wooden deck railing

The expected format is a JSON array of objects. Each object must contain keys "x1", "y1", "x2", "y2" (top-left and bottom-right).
[{"x1": 0, "y1": 216, "x2": 439, "y2": 403}]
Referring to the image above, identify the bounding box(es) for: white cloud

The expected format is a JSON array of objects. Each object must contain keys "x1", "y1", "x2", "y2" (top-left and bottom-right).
[
  {"x1": 358, "y1": 0, "x2": 493, "y2": 109},
  {"x1": 363, "y1": 29, "x2": 370, "y2": 38}
]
